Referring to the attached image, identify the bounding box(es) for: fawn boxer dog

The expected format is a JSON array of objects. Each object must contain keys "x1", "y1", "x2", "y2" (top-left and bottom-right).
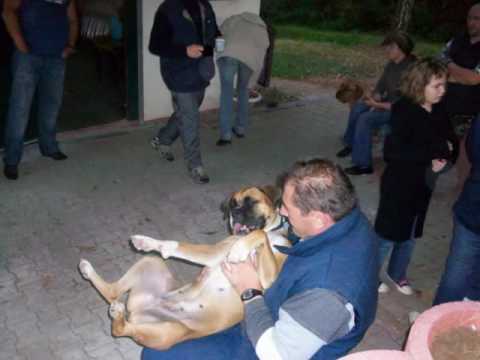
[{"x1": 78, "y1": 186, "x2": 289, "y2": 350}]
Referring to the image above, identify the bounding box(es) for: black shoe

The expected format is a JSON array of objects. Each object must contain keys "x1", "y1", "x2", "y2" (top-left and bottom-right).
[
  {"x1": 345, "y1": 165, "x2": 374, "y2": 175},
  {"x1": 190, "y1": 166, "x2": 210, "y2": 184},
  {"x1": 232, "y1": 128, "x2": 245, "y2": 138},
  {"x1": 336, "y1": 146, "x2": 352, "y2": 158},
  {"x1": 4, "y1": 165, "x2": 18, "y2": 180},
  {"x1": 216, "y1": 139, "x2": 232, "y2": 147},
  {"x1": 44, "y1": 151, "x2": 68, "y2": 161}
]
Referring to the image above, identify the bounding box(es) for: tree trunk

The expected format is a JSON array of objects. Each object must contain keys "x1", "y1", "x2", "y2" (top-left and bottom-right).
[{"x1": 393, "y1": 0, "x2": 415, "y2": 31}]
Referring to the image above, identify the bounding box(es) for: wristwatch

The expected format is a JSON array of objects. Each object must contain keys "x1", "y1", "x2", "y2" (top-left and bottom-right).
[{"x1": 240, "y1": 288, "x2": 263, "y2": 302}]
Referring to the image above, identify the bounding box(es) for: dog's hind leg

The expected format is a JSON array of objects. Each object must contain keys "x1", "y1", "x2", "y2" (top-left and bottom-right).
[
  {"x1": 109, "y1": 301, "x2": 195, "y2": 350},
  {"x1": 79, "y1": 256, "x2": 174, "y2": 304}
]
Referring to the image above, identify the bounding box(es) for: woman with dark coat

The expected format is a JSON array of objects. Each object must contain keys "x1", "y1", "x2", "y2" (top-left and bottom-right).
[{"x1": 375, "y1": 58, "x2": 455, "y2": 295}]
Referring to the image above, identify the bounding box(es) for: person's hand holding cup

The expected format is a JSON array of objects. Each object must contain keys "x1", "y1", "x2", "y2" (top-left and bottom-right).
[{"x1": 215, "y1": 37, "x2": 225, "y2": 53}]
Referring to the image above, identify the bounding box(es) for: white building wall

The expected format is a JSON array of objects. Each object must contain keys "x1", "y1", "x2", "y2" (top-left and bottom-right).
[{"x1": 141, "y1": 0, "x2": 261, "y2": 121}]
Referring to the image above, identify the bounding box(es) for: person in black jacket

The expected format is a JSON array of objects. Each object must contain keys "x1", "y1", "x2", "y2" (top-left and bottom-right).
[
  {"x1": 148, "y1": 0, "x2": 219, "y2": 184},
  {"x1": 433, "y1": 114, "x2": 480, "y2": 305},
  {"x1": 375, "y1": 58, "x2": 454, "y2": 295},
  {"x1": 439, "y1": 3, "x2": 480, "y2": 121}
]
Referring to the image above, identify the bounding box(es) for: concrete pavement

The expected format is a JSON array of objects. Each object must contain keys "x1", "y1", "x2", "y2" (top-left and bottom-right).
[{"x1": 0, "y1": 90, "x2": 461, "y2": 359}]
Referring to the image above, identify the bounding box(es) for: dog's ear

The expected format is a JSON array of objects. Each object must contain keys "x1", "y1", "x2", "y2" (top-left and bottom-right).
[
  {"x1": 259, "y1": 185, "x2": 282, "y2": 208},
  {"x1": 220, "y1": 194, "x2": 233, "y2": 220}
]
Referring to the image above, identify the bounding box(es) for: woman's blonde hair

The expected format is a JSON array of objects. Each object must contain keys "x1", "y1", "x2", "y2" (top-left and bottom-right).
[{"x1": 399, "y1": 57, "x2": 448, "y2": 104}]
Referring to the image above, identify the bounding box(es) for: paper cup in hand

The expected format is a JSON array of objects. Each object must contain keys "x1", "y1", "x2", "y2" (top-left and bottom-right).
[{"x1": 215, "y1": 38, "x2": 225, "y2": 52}]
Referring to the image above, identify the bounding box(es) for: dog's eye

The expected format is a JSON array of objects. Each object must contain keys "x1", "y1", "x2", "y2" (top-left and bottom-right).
[
  {"x1": 230, "y1": 199, "x2": 240, "y2": 209},
  {"x1": 243, "y1": 196, "x2": 256, "y2": 206}
]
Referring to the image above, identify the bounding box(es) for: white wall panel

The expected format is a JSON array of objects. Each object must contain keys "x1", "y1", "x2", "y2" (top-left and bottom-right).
[{"x1": 141, "y1": 0, "x2": 261, "y2": 121}]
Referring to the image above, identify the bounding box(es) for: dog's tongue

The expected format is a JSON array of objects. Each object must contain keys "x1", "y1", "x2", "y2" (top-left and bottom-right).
[{"x1": 234, "y1": 223, "x2": 243, "y2": 234}]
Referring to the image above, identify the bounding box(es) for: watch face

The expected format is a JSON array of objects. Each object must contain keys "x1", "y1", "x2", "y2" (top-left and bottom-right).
[{"x1": 241, "y1": 288, "x2": 263, "y2": 301}]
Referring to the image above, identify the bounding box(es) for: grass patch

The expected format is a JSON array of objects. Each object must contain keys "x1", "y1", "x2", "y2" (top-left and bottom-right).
[
  {"x1": 275, "y1": 26, "x2": 381, "y2": 46},
  {"x1": 272, "y1": 25, "x2": 443, "y2": 81}
]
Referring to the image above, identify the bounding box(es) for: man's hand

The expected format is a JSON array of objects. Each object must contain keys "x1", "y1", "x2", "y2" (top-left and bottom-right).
[
  {"x1": 186, "y1": 44, "x2": 204, "y2": 58},
  {"x1": 62, "y1": 46, "x2": 75, "y2": 59},
  {"x1": 15, "y1": 41, "x2": 29, "y2": 53},
  {"x1": 364, "y1": 97, "x2": 378, "y2": 108},
  {"x1": 432, "y1": 159, "x2": 447, "y2": 173},
  {"x1": 222, "y1": 254, "x2": 262, "y2": 295}
]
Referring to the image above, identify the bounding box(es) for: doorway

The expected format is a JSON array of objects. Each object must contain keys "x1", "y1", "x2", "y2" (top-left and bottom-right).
[{"x1": 0, "y1": 0, "x2": 139, "y2": 149}]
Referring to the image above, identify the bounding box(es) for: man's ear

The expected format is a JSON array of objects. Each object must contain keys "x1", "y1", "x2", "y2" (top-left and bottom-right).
[{"x1": 312, "y1": 211, "x2": 334, "y2": 231}]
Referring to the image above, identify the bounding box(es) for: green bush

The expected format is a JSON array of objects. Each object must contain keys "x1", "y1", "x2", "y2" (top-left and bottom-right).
[
  {"x1": 261, "y1": 0, "x2": 473, "y2": 41},
  {"x1": 261, "y1": 0, "x2": 396, "y2": 31}
]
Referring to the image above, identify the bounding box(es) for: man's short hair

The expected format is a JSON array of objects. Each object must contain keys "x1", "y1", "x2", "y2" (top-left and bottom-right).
[
  {"x1": 381, "y1": 31, "x2": 415, "y2": 56},
  {"x1": 400, "y1": 57, "x2": 448, "y2": 104},
  {"x1": 277, "y1": 158, "x2": 357, "y2": 221}
]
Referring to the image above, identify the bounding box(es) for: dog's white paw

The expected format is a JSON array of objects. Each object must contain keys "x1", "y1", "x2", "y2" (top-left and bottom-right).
[
  {"x1": 78, "y1": 259, "x2": 94, "y2": 280},
  {"x1": 131, "y1": 235, "x2": 159, "y2": 252},
  {"x1": 227, "y1": 241, "x2": 251, "y2": 263},
  {"x1": 109, "y1": 301, "x2": 125, "y2": 319},
  {"x1": 158, "y1": 241, "x2": 178, "y2": 259}
]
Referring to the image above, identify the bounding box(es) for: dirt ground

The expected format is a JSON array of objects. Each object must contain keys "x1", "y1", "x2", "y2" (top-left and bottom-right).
[{"x1": 270, "y1": 76, "x2": 377, "y2": 101}]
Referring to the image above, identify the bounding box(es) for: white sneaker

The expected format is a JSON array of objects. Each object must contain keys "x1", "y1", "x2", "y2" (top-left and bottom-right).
[
  {"x1": 378, "y1": 282, "x2": 390, "y2": 293},
  {"x1": 151, "y1": 137, "x2": 174, "y2": 162},
  {"x1": 393, "y1": 279, "x2": 414, "y2": 296}
]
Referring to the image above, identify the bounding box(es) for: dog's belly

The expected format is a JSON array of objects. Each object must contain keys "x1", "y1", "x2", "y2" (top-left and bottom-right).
[{"x1": 137, "y1": 266, "x2": 243, "y2": 332}]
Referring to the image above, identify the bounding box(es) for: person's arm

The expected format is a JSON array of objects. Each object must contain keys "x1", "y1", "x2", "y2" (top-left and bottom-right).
[
  {"x1": 62, "y1": 0, "x2": 79, "y2": 59},
  {"x1": 372, "y1": 65, "x2": 387, "y2": 100},
  {"x1": 222, "y1": 259, "x2": 353, "y2": 359},
  {"x1": 244, "y1": 289, "x2": 354, "y2": 360},
  {"x1": 446, "y1": 62, "x2": 480, "y2": 85},
  {"x1": 364, "y1": 97, "x2": 392, "y2": 111},
  {"x1": 439, "y1": 38, "x2": 480, "y2": 85},
  {"x1": 466, "y1": 115, "x2": 480, "y2": 165},
  {"x1": 2, "y1": 0, "x2": 28, "y2": 53}
]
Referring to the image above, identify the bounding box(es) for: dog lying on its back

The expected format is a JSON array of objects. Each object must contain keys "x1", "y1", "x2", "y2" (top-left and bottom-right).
[{"x1": 78, "y1": 185, "x2": 289, "y2": 350}]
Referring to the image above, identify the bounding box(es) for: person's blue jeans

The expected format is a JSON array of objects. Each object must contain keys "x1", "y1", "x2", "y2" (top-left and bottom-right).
[
  {"x1": 433, "y1": 217, "x2": 480, "y2": 305},
  {"x1": 217, "y1": 56, "x2": 253, "y2": 140},
  {"x1": 343, "y1": 101, "x2": 391, "y2": 168},
  {"x1": 4, "y1": 50, "x2": 65, "y2": 166},
  {"x1": 378, "y1": 236, "x2": 416, "y2": 283},
  {"x1": 142, "y1": 324, "x2": 256, "y2": 360},
  {"x1": 156, "y1": 90, "x2": 205, "y2": 170}
]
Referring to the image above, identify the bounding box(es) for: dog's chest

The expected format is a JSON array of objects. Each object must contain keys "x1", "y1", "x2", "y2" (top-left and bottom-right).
[{"x1": 267, "y1": 231, "x2": 290, "y2": 252}]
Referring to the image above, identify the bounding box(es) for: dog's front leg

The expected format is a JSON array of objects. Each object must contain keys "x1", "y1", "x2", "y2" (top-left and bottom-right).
[
  {"x1": 256, "y1": 244, "x2": 284, "y2": 289},
  {"x1": 131, "y1": 235, "x2": 237, "y2": 267},
  {"x1": 226, "y1": 230, "x2": 283, "y2": 289},
  {"x1": 227, "y1": 230, "x2": 269, "y2": 263}
]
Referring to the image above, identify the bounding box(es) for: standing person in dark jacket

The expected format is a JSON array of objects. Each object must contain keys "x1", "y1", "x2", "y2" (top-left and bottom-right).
[
  {"x1": 375, "y1": 58, "x2": 454, "y2": 295},
  {"x1": 439, "y1": 3, "x2": 480, "y2": 120},
  {"x1": 2, "y1": 0, "x2": 78, "y2": 180},
  {"x1": 148, "y1": 0, "x2": 219, "y2": 184},
  {"x1": 142, "y1": 159, "x2": 379, "y2": 360},
  {"x1": 433, "y1": 115, "x2": 480, "y2": 305}
]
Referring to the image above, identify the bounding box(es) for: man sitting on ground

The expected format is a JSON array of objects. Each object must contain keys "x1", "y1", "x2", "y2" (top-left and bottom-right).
[
  {"x1": 142, "y1": 158, "x2": 379, "y2": 360},
  {"x1": 337, "y1": 32, "x2": 416, "y2": 176}
]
